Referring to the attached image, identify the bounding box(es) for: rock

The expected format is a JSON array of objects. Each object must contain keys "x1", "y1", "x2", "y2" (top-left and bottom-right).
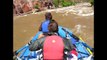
[{"x1": 22, "y1": 4, "x2": 31, "y2": 13}]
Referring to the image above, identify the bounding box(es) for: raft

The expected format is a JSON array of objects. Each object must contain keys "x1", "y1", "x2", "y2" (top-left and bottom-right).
[{"x1": 14, "y1": 26, "x2": 94, "y2": 60}]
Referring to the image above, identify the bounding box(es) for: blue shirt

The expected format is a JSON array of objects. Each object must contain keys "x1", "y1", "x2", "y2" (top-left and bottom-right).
[{"x1": 41, "y1": 20, "x2": 50, "y2": 33}]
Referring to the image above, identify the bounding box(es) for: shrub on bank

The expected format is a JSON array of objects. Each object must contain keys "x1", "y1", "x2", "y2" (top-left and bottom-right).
[
  {"x1": 61, "y1": 1, "x2": 76, "y2": 7},
  {"x1": 53, "y1": 0, "x2": 76, "y2": 8},
  {"x1": 34, "y1": 5, "x2": 39, "y2": 9},
  {"x1": 90, "y1": 0, "x2": 94, "y2": 6},
  {"x1": 53, "y1": 0, "x2": 59, "y2": 8}
]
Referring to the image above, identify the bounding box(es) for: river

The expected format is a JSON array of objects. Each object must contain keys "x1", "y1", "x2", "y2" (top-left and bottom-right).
[{"x1": 13, "y1": 3, "x2": 94, "y2": 51}]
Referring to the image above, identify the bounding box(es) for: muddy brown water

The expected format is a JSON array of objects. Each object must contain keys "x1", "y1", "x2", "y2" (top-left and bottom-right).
[{"x1": 13, "y1": 11, "x2": 94, "y2": 51}]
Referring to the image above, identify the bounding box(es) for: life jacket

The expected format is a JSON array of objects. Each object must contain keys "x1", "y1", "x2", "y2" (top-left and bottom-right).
[
  {"x1": 43, "y1": 35, "x2": 64, "y2": 60},
  {"x1": 41, "y1": 20, "x2": 50, "y2": 33}
]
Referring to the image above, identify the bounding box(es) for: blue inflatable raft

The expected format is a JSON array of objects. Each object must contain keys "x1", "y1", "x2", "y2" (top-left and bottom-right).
[{"x1": 14, "y1": 26, "x2": 94, "y2": 60}]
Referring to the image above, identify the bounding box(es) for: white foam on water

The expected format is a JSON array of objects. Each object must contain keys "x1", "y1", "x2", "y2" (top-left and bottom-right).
[
  {"x1": 28, "y1": 3, "x2": 93, "y2": 17},
  {"x1": 78, "y1": 12, "x2": 94, "y2": 16},
  {"x1": 24, "y1": 15, "x2": 27, "y2": 16},
  {"x1": 23, "y1": 30, "x2": 27, "y2": 32},
  {"x1": 83, "y1": 25, "x2": 87, "y2": 28},
  {"x1": 74, "y1": 24, "x2": 82, "y2": 34}
]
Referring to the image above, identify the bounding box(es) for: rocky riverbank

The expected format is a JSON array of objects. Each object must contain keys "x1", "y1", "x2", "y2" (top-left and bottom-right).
[{"x1": 14, "y1": 2, "x2": 94, "y2": 19}]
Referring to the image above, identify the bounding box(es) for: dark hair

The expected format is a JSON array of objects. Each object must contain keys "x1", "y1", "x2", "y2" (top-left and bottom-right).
[
  {"x1": 48, "y1": 20, "x2": 58, "y2": 33},
  {"x1": 45, "y1": 12, "x2": 52, "y2": 20}
]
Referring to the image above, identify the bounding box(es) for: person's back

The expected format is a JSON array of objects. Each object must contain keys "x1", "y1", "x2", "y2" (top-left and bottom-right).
[
  {"x1": 38, "y1": 12, "x2": 53, "y2": 39},
  {"x1": 43, "y1": 35, "x2": 64, "y2": 59},
  {"x1": 41, "y1": 20, "x2": 50, "y2": 33},
  {"x1": 39, "y1": 12, "x2": 52, "y2": 32}
]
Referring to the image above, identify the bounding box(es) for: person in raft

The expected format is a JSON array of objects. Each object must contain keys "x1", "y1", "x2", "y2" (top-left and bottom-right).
[
  {"x1": 38, "y1": 12, "x2": 55, "y2": 39},
  {"x1": 29, "y1": 20, "x2": 78, "y2": 60}
]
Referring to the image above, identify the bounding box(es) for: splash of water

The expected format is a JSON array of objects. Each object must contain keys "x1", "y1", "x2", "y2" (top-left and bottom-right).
[
  {"x1": 74, "y1": 24, "x2": 82, "y2": 34},
  {"x1": 72, "y1": 24, "x2": 87, "y2": 37}
]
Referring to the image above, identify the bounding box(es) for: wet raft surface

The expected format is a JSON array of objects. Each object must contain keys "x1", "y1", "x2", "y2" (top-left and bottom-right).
[{"x1": 13, "y1": 11, "x2": 94, "y2": 51}]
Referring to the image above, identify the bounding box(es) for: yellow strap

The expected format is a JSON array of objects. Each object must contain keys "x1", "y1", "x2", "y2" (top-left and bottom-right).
[
  {"x1": 79, "y1": 36, "x2": 84, "y2": 42},
  {"x1": 87, "y1": 48, "x2": 93, "y2": 55},
  {"x1": 79, "y1": 36, "x2": 93, "y2": 55}
]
